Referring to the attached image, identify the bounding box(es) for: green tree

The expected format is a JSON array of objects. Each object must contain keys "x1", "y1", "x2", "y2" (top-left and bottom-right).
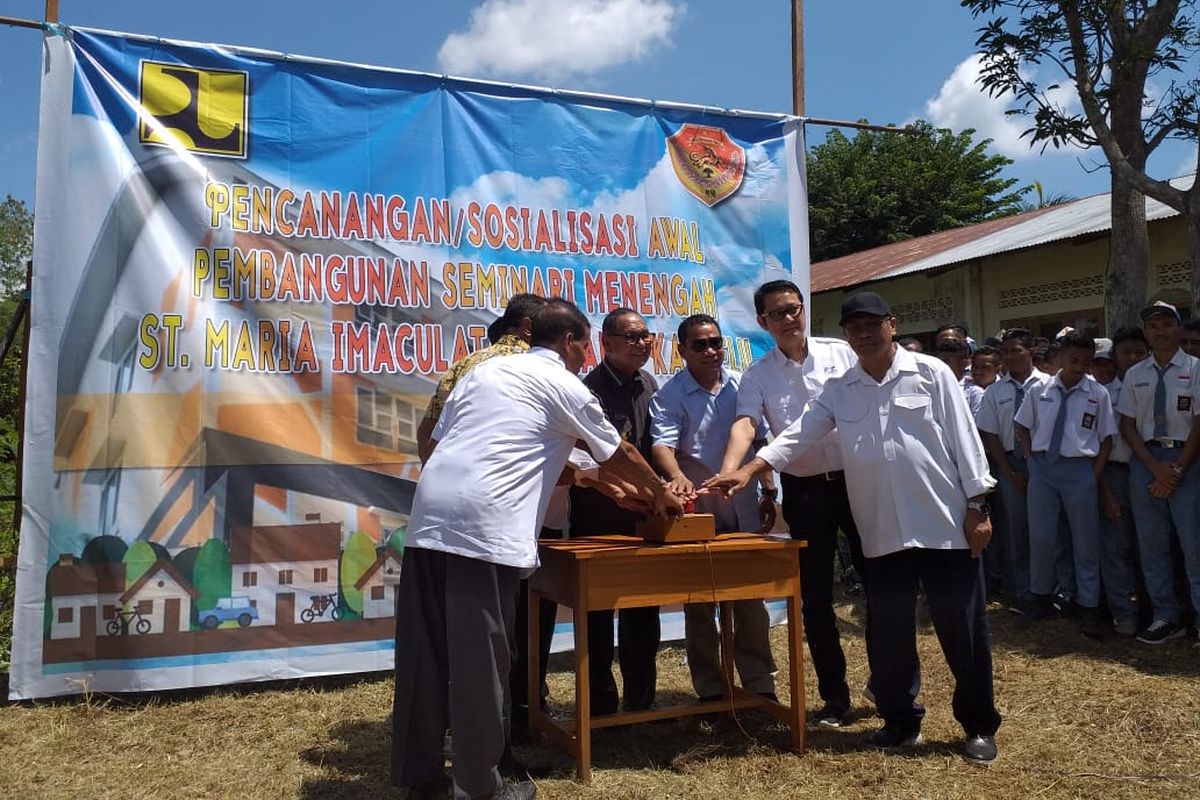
[
  {"x1": 806, "y1": 121, "x2": 1024, "y2": 262},
  {"x1": 339, "y1": 530, "x2": 377, "y2": 619},
  {"x1": 385, "y1": 526, "x2": 405, "y2": 555},
  {"x1": 964, "y1": 0, "x2": 1200, "y2": 326},
  {"x1": 192, "y1": 539, "x2": 232, "y2": 624},
  {"x1": 122, "y1": 541, "x2": 161, "y2": 591}
]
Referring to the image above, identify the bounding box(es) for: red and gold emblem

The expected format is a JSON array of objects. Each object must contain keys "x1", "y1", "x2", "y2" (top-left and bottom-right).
[{"x1": 667, "y1": 124, "x2": 745, "y2": 207}]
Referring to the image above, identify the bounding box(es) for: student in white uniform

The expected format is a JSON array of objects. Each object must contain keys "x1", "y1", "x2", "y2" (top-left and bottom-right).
[
  {"x1": 717, "y1": 279, "x2": 863, "y2": 728},
  {"x1": 706, "y1": 292, "x2": 1002, "y2": 766},
  {"x1": 1117, "y1": 301, "x2": 1200, "y2": 645},
  {"x1": 391, "y1": 300, "x2": 683, "y2": 800},
  {"x1": 1014, "y1": 332, "x2": 1116, "y2": 637}
]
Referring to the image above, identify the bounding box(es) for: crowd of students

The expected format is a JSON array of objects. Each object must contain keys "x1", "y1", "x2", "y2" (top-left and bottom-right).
[{"x1": 917, "y1": 307, "x2": 1200, "y2": 644}]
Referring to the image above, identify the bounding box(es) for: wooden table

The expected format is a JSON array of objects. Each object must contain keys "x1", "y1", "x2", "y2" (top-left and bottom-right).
[{"x1": 527, "y1": 532, "x2": 806, "y2": 782}]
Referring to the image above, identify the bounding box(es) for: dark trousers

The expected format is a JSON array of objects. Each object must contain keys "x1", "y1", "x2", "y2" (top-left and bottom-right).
[
  {"x1": 391, "y1": 547, "x2": 520, "y2": 799},
  {"x1": 780, "y1": 471, "x2": 865, "y2": 715},
  {"x1": 862, "y1": 548, "x2": 1001, "y2": 737},
  {"x1": 586, "y1": 606, "x2": 661, "y2": 714},
  {"x1": 510, "y1": 528, "x2": 561, "y2": 726}
]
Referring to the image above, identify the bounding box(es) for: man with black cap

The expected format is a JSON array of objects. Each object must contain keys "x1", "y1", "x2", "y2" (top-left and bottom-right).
[
  {"x1": 705, "y1": 291, "x2": 1002, "y2": 765},
  {"x1": 1117, "y1": 301, "x2": 1200, "y2": 645}
]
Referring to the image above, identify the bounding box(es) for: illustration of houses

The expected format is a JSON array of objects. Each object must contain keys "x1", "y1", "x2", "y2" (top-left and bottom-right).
[
  {"x1": 229, "y1": 522, "x2": 342, "y2": 626},
  {"x1": 354, "y1": 549, "x2": 403, "y2": 619},
  {"x1": 118, "y1": 560, "x2": 199, "y2": 635},
  {"x1": 47, "y1": 556, "x2": 125, "y2": 641}
]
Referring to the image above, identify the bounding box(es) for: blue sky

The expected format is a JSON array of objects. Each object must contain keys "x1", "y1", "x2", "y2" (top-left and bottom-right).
[{"x1": 1, "y1": 0, "x2": 1195, "y2": 212}]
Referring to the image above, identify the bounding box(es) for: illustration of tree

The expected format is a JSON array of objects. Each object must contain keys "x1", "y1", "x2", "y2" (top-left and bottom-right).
[
  {"x1": 191, "y1": 539, "x2": 232, "y2": 625},
  {"x1": 80, "y1": 534, "x2": 127, "y2": 564},
  {"x1": 339, "y1": 530, "x2": 377, "y2": 619},
  {"x1": 122, "y1": 541, "x2": 160, "y2": 591},
  {"x1": 385, "y1": 526, "x2": 405, "y2": 555},
  {"x1": 172, "y1": 547, "x2": 200, "y2": 584}
]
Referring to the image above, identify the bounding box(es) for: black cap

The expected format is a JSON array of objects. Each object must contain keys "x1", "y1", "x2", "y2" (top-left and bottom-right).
[
  {"x1": 839, "y1": 291, "x2": 892, "y2": 325},
  {"x1": 1139, "y1": 300, "x2": 1180, "y2": 323}
]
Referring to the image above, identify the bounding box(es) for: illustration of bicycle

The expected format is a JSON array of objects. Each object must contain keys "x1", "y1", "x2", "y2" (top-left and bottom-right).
[
  {"x1": 300, "y1": 593, "x2": 342, "y2": 623},
  {"x1": 106, "y1": 606, "x2": 152, "y2": 636}
]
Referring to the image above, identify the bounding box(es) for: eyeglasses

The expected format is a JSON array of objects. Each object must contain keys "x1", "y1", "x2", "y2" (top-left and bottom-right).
[
  {"x1": 689, "y1": 336, "x2": 725, "y2": 353},
  {"x1": 764, "y1": 303, "x2": 804, "y2": 323},
  {"x1": 609, "y1": 330, "x2": 655, "y2": 344}
]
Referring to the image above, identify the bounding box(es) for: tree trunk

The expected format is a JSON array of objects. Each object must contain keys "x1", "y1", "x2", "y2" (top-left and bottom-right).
[
  {"x1": 1190, "y1": 206, "x2": 1200, "y2": 320},
  {"x1": 1106, "y1": 170, "x2": 1150, "y2": 332}
]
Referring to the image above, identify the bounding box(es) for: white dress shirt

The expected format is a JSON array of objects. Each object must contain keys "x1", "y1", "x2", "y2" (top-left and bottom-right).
[
  {"x1": 735, "y1": 337, "x2": 857, "y2": 476},
  {"x1": 1116, "y1": 349, "x2": 1200, "y2": 441},
  {"x1": 409, "y1": 347, "x2": 622, "y2": 569},
  {"x1": 756, "y1": 347, "x2": 996, "y2": 559},
  {"x1": 976, "y1": 368, "x2": 1051, "y2": 452},
  {"x1": 1014, "y1": 373, "x2": 1117, "y2": 458},
  {"x1": 1101, "y1": 378, "x2": 1132, "y2": 463}
]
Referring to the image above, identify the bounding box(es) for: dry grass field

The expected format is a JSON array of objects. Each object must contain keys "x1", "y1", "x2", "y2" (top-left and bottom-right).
[{"x1": 2, "y1": 598, "x2": 1198, "y2": 800}]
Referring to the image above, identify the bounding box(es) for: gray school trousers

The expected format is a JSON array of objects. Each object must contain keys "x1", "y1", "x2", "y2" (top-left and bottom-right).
[{"x1": 391, "y1": 546, "x2": 521, "y2": 800}]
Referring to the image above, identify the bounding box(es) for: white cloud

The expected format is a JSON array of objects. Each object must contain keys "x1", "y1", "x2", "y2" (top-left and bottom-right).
[
  {"x1": 437, "y1": 0, "x2": 685, "y2": 82},
  {"x1": 923, "y1": 54, "x2": 1083, "y2": 160}
]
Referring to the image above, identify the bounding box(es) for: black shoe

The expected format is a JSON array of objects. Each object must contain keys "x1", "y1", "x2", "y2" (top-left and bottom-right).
[
  {"x1": 400, "y1": 776, "x2": 450, "y2": 800},
  {"x1": 1136, "y1": 619, "x2": 1186, "y2": 645},
  {"x1": 867, "y1": 724, "x2": 922, "y2": 751},
  {"x1": 1080, "y1": 607, "x2": 1107, "y2": 639},
  {"x1": 498, "y1": 747, "x2": 531, "y2": 781},
  {"x1": 494, "y1": 779, "x2": 538, "y2": 800},
  {"x1": 758, "y1": 691, "x2": 779, "y2": 703},
  {"x1": 963, "y1": 734, "x2": 998, "y2": 765},
  {"x1": 1021, "y1": 595, "x2": 1056, "y2": 621},
  {"x1": 809, "y1": 703, "x2": 850, "y2": 729}
]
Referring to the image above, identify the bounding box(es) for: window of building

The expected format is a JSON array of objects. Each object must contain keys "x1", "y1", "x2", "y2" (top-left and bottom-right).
[
  {"x1": 103, "y1": 605, "x2": 116, "y2": 621},
  {"x1": 278, "y1": 569, "x2": 293, "y2": 585},
  {"x1": 355, "y1": 387, "x2": 421, "y2": 452},
  {"x1": 58, "y1": 606, "x2": 74, "y2": 623},
  {"x1": 370, "y1": 585, "x2": 385, "y2": 601},
  {"x1": 137, "y1": 600, "x2": 153, "y2": 615},
  {"x1": 314, "y1": 567, "x2": 329, "y2": 583},
  {"x1": 243, "y1": 571, "x2": 258, "y2": 588}
]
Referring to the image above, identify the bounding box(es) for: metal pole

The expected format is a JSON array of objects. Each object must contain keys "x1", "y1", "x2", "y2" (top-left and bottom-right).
[
  {"x1": 804, "y1": 117, "x2": 921, "y2": 134},
  {"x1": 791, "y1": 0, "x2": 804, "y2": 116},
  {"x1": 0, "y1": 15, "x2": 46, "y2": 29}
]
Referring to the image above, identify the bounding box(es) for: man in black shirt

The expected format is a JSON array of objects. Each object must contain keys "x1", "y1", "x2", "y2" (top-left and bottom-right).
[{"x1": 569, "y1": 307, "x2": 662, "y2": 714}]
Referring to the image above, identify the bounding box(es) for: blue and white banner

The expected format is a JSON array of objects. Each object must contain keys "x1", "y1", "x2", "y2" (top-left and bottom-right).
[{"x1": 11, "y1": 27, "x2": 808, "y2": 698}]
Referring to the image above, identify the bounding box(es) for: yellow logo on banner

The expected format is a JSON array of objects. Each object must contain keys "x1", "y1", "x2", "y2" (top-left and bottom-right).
[{"x1": 138, "y1": 61, "x2": 249, "y2": 158}]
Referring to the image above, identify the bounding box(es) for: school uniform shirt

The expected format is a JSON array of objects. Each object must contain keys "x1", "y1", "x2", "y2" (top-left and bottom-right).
[
  {"x1": 1013, "y1": 374, "x2": 1117, "y2": 458},
  {"x1": 976, "y1": 368, "x2": 1051, "y2": 451},
  {"x1": 409, "y1": 347, "x2": 623, "y2": 569},
  {"x1": 961, "y1": 378, "x2": 985, "y2": 418},
  {"x1": 1116, "y1": 349, "x2": 1200, "y2": 441},
  {"x1": 756, "y1": 347, "x2": 996, "y2": 559},
  {"x1": 651, "y1": 367, "x2": 762, "y2": 531},
  {"x1": 1102, "y1": 378, "x2": 1132, "y2": 463},
  {"x1": 735, "y1": 338, "x2": 857, "y2": 477}
]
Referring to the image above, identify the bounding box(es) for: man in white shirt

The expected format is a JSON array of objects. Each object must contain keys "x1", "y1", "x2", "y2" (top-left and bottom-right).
[
  {"x1": 706, "y1": 291, "x2": 1001, "y2": 765},
  {"x1": 1014, "y1": 332, "x2": 1115, "y2": 637},
  {"x1": 391, "y1": 300, "x2": 683, "y2": 800},
  {"x1": 717, "y1": 279, "x2": 862, "y2": 728},
  {"x1": 1117, "y1": 301, "x2": 1200, "y2": 645},
  {"x1": 1092, "y1": 330, "x2": 1149, "y2": 635},
  {"x1": 976, "y1": 328, "x2": 1049, "y2": 610}
]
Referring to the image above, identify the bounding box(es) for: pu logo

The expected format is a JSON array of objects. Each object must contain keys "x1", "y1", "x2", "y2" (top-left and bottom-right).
[{"x1": 138, "y1": 61, "x2": 249, "y2": 158}]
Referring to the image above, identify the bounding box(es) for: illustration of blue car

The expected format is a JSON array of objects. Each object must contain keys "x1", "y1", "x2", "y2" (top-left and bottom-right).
[{"x1": 198, "y1": 597, "x2": 259, "y2": 629}]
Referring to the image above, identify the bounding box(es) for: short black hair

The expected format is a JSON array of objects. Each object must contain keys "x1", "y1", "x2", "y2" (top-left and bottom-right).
[
  {"x1": 934, "y1": 339, "x2": 968, "y2": 355},
  {"x1": 1059, "y1": 331, "x2": 1096, "y2": 353},
  {"x1": 973, "y1": 345, "x2": 1000, "y2": 361},
  {"x1": 678, "y1": 313, "x2": 720, "y2": 343},
  {"x1": 753, "y1": 280, "x2": 804, "y2": 315},
  {"x1": 1112, "y1": 325, "x2": 1149, "y2": 348},
  {"x1": 486, "y1": 317, "x2": 505, "y2": 345},
  {"x1": 500, "y1": 293, "x2": 547, "y2": 333},
  {"x1": 936, "y1": 323, "x2": 969, "y2": 338},
  {"x1": 601, "y1": 307, "x2": 640, "y2": 335},
  {"x1": 1184, "y1": 318, "x2": 1200, "y2": 333},
  {"x1": 896, "y1": 336, "x2": 924, "y2": 350},
  {"x1": 530, "y1": 299, "x2": 589, "y2": 347},
  {"x1": 1000, "y1": 327, "x2": 1035, "y2": 349}
]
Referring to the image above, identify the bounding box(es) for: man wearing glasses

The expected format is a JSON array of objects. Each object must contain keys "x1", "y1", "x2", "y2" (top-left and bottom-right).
[
  {"x1": 717, "y1": 279, "x2": 863, "y2": 728},
  {"x1": 650, "y1": 314, "x2": 778, "y2": 704},
  {"x1": 568, "y1": 307, "x2": 664, "y2": 714}
]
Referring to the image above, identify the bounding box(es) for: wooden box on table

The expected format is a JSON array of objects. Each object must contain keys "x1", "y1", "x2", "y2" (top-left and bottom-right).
[{"x1": 634, "y1": 512, "x2": 716, "y2": 543}]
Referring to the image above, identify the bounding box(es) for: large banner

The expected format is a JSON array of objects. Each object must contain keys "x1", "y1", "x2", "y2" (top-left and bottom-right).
[{"x1": 11, "y1": 27, "x2": 809, "y2": 698}]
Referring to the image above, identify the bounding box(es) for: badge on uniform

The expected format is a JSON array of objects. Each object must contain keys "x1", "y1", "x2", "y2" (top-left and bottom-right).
[
  {"x1": 1081, "y1": 412, "x2": 1096, "y2": 430},
  {"x1": 1180, "y1": 396, "x2": 1193, "y2": 412}
]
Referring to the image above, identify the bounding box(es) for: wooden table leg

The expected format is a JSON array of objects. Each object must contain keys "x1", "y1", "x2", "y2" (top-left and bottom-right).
[
  {"x1": 527, "y1": 585, "x2": 541, "y2": 743},
  {"x1": 574, "y1": 563, "x2": 592, "y2": 783},
  {"x1": 786, "y1": 586, "x2": 806, "y2": 752},
  {"x1": 717, "y1": 601, "x2": 736, "y2": 711}
]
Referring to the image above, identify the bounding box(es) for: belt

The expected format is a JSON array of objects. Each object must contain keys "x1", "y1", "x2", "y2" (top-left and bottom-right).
[
  {"x1": 789, "y1": 470, "x2": 844, "y2": 482},
  {"x1": 1146, "y1": 438, "x2": 1186, "y2": 449},
  {"x1": 1107, "y1": 460, "x2": 1131, "y2": 468}
]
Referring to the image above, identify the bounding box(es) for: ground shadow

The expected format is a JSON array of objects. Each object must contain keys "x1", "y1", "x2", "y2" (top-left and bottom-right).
[{"x1": 298, "y1": 717, "x2": 398, "y2": 799}]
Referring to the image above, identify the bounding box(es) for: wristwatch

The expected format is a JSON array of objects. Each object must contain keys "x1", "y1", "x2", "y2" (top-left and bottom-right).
[
  {"x1": 760, "y1": 487, "x2": 778, "y2": 501},
  {"x1": 967, "y1": 500, "x2": 991, "y2": 517}
]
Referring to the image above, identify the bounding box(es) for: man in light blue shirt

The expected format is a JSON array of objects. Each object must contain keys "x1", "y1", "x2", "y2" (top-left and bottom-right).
[{"x1": 650, "y1": 314, "x2": 777, "y2": 703}]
